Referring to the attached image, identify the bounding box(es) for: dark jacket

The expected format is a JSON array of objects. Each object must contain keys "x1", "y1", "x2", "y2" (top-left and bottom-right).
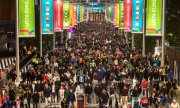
[
  {"x1": 68, "y1": 92, "x2": 76, "y2": 102},
  {"x1": 100, "y1": 92, "x2": 109, "y2": 103},
  {"x1": 43, "y1": 87, "x2": 51, "y2": 97},
  {"x1": 61, "y1": 100, "x2": 69, "y2": 108},
  {"x1": 24, "y1": 92, "x2": 31, "y2": 101},
  {"x1": 9, "y1": 89, "x2": 16, "y2": 101},
  {"x1": 32, "y1": 92, "x2": 39, "y2": 103}
]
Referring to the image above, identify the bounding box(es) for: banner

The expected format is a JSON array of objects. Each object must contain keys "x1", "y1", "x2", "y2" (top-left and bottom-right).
[
  {"x1": 74, "y1": 5, "x2": 78, "y2": 25},
  {"x1": 119, "y1": 1, "x2": 124, "y2": 29},
  {"x1": 108, "y1": 6, "x2": 113, "y2": 22},
  {"x1": 124, "y1": 0, "x2": 132, "y2": 31},
  {"x1": 77, "y1": 5, "x2": 81, "y2": 23},
  {"x1": 63, "y1": 1, "x2": 70, "y2": 29},
  {"x1": 70, "y1": 4, "x2": 74, "y2": 27},
  {"x1": 54, "y1": 0, "x2": 63, "y2": 31},
  {"x1": 86, "y1": 8, "x2": 89, "y2": 22},
  {"x1": 42, "y1": 0, "x2": 53, "y2": 34},
  {"x1": 19, "y1": 0, "x2": 35, "y2": 37},
  {"x1": 132, "y1": 0, "x2": 143, "y2": 33},
  {"x1": 80, "y1": 6, "x2": 83, "y2": 22},
  {"x1": 146, "y1": 0, "x2": 162, "y2": 35},
  {"x1": 112, "y1": 5, "x2": 114, "y2": 24},
  {"x1": 114, "y1": 4, "x2": 119, "y2": 27}
]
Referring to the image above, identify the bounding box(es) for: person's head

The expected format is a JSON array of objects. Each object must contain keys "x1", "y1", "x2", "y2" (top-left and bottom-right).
[
  {"x1": 102, "y1": 89, "x2": 106, "y2": 93},
  {"x1": 173, "y1": 99, "x2": 177, "y2": 104}
]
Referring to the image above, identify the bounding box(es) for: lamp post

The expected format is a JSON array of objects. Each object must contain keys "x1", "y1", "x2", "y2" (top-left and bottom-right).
[
  {"x1": 162, "y1": 0, "x2": 166, "y2": 66},
  {"x1": 16, "y1": 0, "x2": 20, "y2": 81}
]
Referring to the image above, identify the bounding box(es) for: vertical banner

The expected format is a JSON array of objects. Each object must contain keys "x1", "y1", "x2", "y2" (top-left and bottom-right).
[
  {"x1": 63, "y1": 1, "x2": 70, "y2": 29},
  {"x1": 124, "y1": 0, "x2": 132, "y2": 31},
  {"x1": 77, "y1": 5, "x2": 81, "y2": 23},
  {"x1": 80, "y1": 6, "x2": 83, "y2": 22},
  {"x1": 108, "y1": 6, "x2": 113, "y2": 22},
  {"x1": 54, "y1": 0, "x2": 63, "y2": 31},
  {"x1": 74, "y1": 5, "x2": 77, "y2": 25},
  {"x1": 108, "y1": 6, "x2": 111, "y2": 22},
  {"x1": 42, "y1": 0, "x2": 53, "y2": 34},
  {"x1": 113, "y1": 4, "x2": 116, "y2": 25},
  {"x1": 119, "y1": 1, "x2": 124, "y2": 29},
  {"x1": 112, "y1": 5, "x2": 114, "y2": 24},
  {"x1": 115, "y1": 4, "x2": 119, "y2": 27},
  {"x1": 19, "y1": 0, "x2": 35, "y2": 37},
  {"x1": 86, "y1": 8, "x2": 89, "y2": 22},
  {"x1": 132, "y1": 0, "x2": 143, "y2": 33},
  {"x1": 70, "y1": 4, "x2": 74, "y2": 27},
  {"x1": 146, "y1": 0, "x2": 162, "y2": 35}
]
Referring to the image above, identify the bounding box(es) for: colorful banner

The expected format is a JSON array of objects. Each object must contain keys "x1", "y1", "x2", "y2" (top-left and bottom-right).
[
  {"x1": 54, "y1": 0, "x2": 63, "y2": 31},
  {"x1": 119, "y1": 1, "x2": 124, "y2": 29},
  {"x1": 86, "y1": 8, "x2": 89, "y2": 22},
  {"x1": 114, "y1": 4, "x2": 119, "y2": 27},
  {"x1": 80, "y1": 6, "x2": 83, "y2": 22},
  {"x1": 112, "y1": 5, "x2": 114, "y2": 24},
  {"x1": 108, "y1": 6, "x2": 113, "y2": 22},
  {"x1": 74, "y1": 5, "x2": 77, "y2": 25},
  {"x1": 19, "y1": 0, "x2": 35, "y2": 37},
  {"x1": 124, "y1": 0, "x2": 132, "y2": 31},
  {"x1": 146, "y1": 0, "x2": 162, "y2": 35},
  {"x1": 132, "y1": 0, "x2": 143, "y2": 33},
  {"x1": 70, "y1": 4, "x2": 74, "y2": 27},
  {"x1": 42, "y1": 0, "x2": 53, "y2": 34},
  {"x1": 63, "y1": 1, "x2": 70, "y2": 29},
  {"x1": 77, "y1": 5, "x2": 81, "y2": 23}
]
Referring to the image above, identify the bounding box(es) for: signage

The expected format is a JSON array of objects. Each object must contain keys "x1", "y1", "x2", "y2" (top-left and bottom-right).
[
  {"x1": 132, "y1": 0, "x2": 143, "y2": 33},
  {"x1": 19, "y1": 0, "x2": 35, "y2": 37},
  {"x1": 42, "y1": 0, "x2": 53, "y2": 34},
  {"x1": 124, "y1": 0, "x2": 132, "y2": 31},
  {"x1": 54, "y1": 0, "x2": 63, "y2": 31},
  {"x1": 146, "y1": 0, "x2": 162, "y2": 35},
  {"x1": 63, "y1": 1, "x2": 70, "y2": 29}
]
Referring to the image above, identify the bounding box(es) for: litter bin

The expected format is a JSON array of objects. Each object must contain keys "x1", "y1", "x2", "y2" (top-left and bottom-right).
[{"x1": 75, "y1": 94, "x2": 86, "y2": 108}]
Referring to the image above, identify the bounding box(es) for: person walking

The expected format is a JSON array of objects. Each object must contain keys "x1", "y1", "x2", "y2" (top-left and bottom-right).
[
  {"x1": 43, "y1": 83, "x2": 51, "y2": 107},
  {"x1": 32, "y1": 90, "x2": 40, "y2": 108},
  {"x1": 68, "y1": 89, "x2": 76, "y2": 108},
  {"x1": 170, "y1": 99, "x2": 180, "y2": 108}
]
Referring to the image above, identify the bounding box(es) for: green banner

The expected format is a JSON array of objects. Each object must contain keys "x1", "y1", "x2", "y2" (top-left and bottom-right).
[
  {"x1": 80, "y1": 6, "x2": 83, "y2": 22},
  {"x1": 146, "y1": 0, "x2": 162, "y2": 35},
  {"x1": 119, "y1": 1, "x2": 124, "y2": 29},
  {"x1": 19, "y1": 0, "x2": 35, "y2": 37},
  {"x1": 63, "y1": 1, "x2": 70, "y2": 29},
  {"x1": 108, "y1": 6, "x2": 113, "y2": 22}
]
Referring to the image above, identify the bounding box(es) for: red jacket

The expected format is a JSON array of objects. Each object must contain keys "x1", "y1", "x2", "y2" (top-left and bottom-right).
[
  {"x1": 141, "y1": 81, "x2": 148, "y2": 88},
  {"x1": 140, "y1": 98, "x2": 148, "y2": 104}
]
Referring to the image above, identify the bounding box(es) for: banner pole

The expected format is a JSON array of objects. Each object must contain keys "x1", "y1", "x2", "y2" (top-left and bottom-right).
[
  {"x1": 16, "y1": 0, "x2": 20, "y2": 82},
  {"x1": 132, "y1": 33, "x2": 135, "y2": 49},
  {"x1": 61, "y1": 31, "x2": 64, "y2": 44},
  {"x1": 142, "y1": 0, "x2": 146, "y2": 57},
  {"x1": 162, "y1": 0, "x2": 166, "y2": 66},
  {"x1": 40, "y1": 0, "x2": 43, "y2": 57},
  {"x1": 53, "y1": 33, "x2": 56, "y2": 50}
]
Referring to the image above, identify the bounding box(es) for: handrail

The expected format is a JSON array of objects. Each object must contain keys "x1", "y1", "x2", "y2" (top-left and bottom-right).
[{"x1": 7, "y1": 53, "x2": 36, "y2": 80}]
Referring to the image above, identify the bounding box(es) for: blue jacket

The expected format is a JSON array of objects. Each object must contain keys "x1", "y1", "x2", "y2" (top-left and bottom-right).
[
  {"x1": 160, "y1": 96, "x2": 167, "y2": 104},
  {"x1": 98, "y1": 69, "x2": 105, "y2": 80},
  {"x1": 168, "y1": 71, "x2": 174, "y2": 80}
]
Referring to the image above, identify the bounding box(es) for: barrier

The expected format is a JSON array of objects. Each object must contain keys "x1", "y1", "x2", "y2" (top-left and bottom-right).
[{"x1": 75, "y1": 94, "x2": 86, "y2": 108}]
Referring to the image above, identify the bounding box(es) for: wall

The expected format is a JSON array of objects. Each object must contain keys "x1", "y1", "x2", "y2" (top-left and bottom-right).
[{"x1": 0, "y1": 0, "x2": 15, "y2": 20}]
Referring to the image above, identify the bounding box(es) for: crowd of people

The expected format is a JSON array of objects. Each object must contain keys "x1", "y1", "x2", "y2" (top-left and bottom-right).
[{"x1": 0, "y1": 21, "x2": 179, "y2": 108}]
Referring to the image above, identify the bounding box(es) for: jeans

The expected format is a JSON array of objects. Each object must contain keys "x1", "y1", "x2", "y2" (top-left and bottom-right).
[
  {"x1": 45, "y1": 97, "x2": 51, "y2": 106},
  {"x1": 87, "y1": 94, "x2": 91, "y2": 103},
  {"x1": 69, "y1": 101, "x2": 74, "y2": 108}
]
